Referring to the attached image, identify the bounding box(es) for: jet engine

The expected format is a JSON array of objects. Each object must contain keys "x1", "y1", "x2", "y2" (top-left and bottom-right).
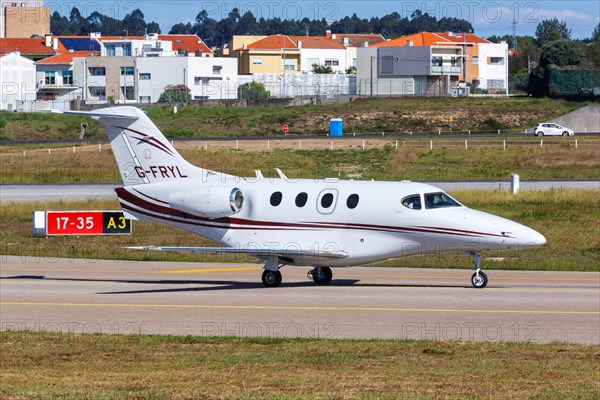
[{"x1": 168, "y1": 187, "x2": 244, "y2": 219}]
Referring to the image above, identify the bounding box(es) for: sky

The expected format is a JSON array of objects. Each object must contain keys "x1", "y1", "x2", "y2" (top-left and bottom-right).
[{"x1": 47, "y1": 1, "x2": 600, "y2": 39}]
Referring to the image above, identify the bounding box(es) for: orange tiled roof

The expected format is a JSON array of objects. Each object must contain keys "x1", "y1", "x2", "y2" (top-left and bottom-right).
[
  {"x1": 333, "y1": 33, "x2": 386, "y2": 47},
  {"x1": 240, "y1": 34, "x2": 345, "y2": 51},
  {"x1": 35, "y1": 51, "x2": 89, "y2": 65},
  {"x1": 241, "y1": 35, "x2": 297, "y2": 50},
  {"x1": 159, "y1": 34, "x2": 212, "y2": 54},
  {"x1": 373, "y1": 32, "x2": 490, "y2": 47},
  {"x1": 288, "y1": 35, "x2": 345, "y2": 49},
  {"x1": 0, "y1": 38, "x2": 54, "y2": 55}
]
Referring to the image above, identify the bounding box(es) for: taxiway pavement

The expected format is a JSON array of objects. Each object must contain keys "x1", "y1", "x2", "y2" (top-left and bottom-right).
[{"x1": 1, "y1": 256, "x2": 598, "y2": 344}]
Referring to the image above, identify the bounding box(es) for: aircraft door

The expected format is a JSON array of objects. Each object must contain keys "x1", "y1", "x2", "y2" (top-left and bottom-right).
[{"x1": 317, "y1": 189, "x2": 339, "y2": 215}]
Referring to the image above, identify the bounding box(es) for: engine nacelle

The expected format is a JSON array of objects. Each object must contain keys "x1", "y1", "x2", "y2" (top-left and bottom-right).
[{"x1": 168, "y1": 187, "x2": 244, "y2": 219}]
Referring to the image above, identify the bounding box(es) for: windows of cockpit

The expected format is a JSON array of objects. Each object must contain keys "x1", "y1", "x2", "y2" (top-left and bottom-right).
[
  {"x1": 424, "y1": 192, "x2": 461, "y2": 209},
  {"x1": 270, "y1": 191, "x2": 283, "y2": 207},
  {"x1": 401, "y1": 194, "x2": 422, "y2": 210}
]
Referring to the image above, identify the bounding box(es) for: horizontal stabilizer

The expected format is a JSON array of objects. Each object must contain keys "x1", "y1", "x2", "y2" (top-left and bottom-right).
[{"x1": 63, "y1": 109, "x2": 140, "y2": 121}]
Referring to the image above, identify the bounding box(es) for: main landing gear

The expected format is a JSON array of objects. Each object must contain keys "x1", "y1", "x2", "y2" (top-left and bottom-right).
[
  {"x1": 261, "y1": 262, "x2": 334, "y2": 288},
  {"x1": 308, "y1": 267, "x2": 333, "y2": 285},
  {"x1": 261, "y1": 269, "x2": 282, "y2": 288},
  {"x1": 470, "y1": 252, "x2": 488, "y2": 289}
]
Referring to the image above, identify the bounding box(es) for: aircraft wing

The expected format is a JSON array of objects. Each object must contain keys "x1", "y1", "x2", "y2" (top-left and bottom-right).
[{"x1": 126, "y1": 246, "x2": 349, "y2": 263}]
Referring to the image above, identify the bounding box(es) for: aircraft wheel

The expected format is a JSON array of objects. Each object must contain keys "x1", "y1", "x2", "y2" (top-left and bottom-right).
[
  {"x1": 471, "y1": 271, "x2": 488, "y2": 289},
  {"x1": 262, "y1": 270, "x2": 282, "y2": 288},
  {"x1": 312, "y1": 267, "x2": 333, "y2": 285}
]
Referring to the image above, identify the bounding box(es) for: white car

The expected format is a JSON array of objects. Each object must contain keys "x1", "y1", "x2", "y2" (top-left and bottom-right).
[{"x1": 534, "y1": 123, "x2": 574, "y2": 137}]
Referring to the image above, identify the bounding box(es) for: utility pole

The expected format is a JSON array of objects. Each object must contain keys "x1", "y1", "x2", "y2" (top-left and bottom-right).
[
  {"x1": 510, "y1": 18, "x2": 518, "y2": 51},
  {"x1": 370, "y1": 56, "x2": 375, "y2": 97}
]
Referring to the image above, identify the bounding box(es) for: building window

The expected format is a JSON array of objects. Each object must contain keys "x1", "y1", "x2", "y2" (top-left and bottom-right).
[
  {"x1": 213, "y1": 65, "x2": 223, "y2": 75},
  {"x1": 105, "y1": 44, "x2": 115, "y2": 56},
  {"x1": 89, "y1": 67, "x2": 106, "y2": 76},
  {"x1": 139, "y1": 96, "x2": 151, "y2": 103},
  {"x1": 122, "y1": 86, "x2": 135, "y2": 100},
  {"x1": 120, "y1": 66, "x2": 134, "y2": 75},
  {"x1": 139, "y1": 73, "x2": 151, "y2": 80},
  {"x1": 62, "y1": 70, "x2": 73, "y2": 85},
  {"x1": 284, "y1": 59, "x2": 295, "y2": 71},
  {"x1": 44, "y1": 71, "x2": 55, "y2": 85},
  {"x1": 431, "y1": 57, "x2": 443, "y2": 67},
  {"x1": 89, "y1": 86, "x2": 106, "y2": 100},
  {"x1": 324, "y1": 59, "x2": 339, "y2": 67},
  {"x1": 270, "y1": 192, "x2": 283, "y2": 207},
  {"x1": 381, "y1": 56, "x2": 394, "y2": 74},
  {"x1": 124, "y1": 43, "x2": 132, "y2": 57},
  {"x1": 487, "y1": 79, "x2": 505, "y2": 89},
  {"x1": 472, "y1": 57, "x2": 479, "y2": 65},
  {"x1": 489, "y1": 57, "x2": 504, "y2": 65},
  {"x1": 252, "y1": 57, "x2": 263, "y2": 65}
]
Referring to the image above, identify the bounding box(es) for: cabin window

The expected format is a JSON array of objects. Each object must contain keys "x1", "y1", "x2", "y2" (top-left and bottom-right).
[
  {"x1": 424, "y1": 192, "x2": 461, "y2": 209},
  {"x1": 270, "y1": 192, "x2": 283, "y2": 207},
  {"x1": 295, "y1": 192, "x2": 308, "y2": 207},
  {"x1": 347, "y1": 194, "x2": 359, "y2": 209},
  {"x1": 402, "y1": 194, "x2": 421, "y2": 210},
  {"x1": 321, "y1": 193, "x2": 334, "y2": 209}
]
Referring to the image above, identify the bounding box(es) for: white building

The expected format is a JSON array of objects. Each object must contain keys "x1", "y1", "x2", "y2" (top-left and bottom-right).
[
  {"x1": 476, "y1": 42, "x2": 509, "y2": 92},
  {"x1": 289, "y1": 34, "x2": 349, "y2": 74},
  {"x1": 136, "y1": 56, "x2": 238, "y2": 102},
  {"x1": 0, "y1": 51, "x2": 36, "y2": 110},
  {"x1": 35, "y1": 52, "x2": 85, "y2": 110}
]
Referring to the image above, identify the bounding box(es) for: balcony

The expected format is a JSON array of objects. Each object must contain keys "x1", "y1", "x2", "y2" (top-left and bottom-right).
[{"x1": 431, "y1": 66, "x2": 462, "y2": 75}]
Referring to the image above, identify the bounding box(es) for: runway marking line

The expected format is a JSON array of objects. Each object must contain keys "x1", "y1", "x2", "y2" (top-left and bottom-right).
[
  {"x1": 2, "y1": 267, "x2": 597, "y2": 284},
  {"x1": 156, "y1": 267, "x2": 262, "y2": 274},
  {"x1": 1, "y1": 302, "x2": 598, "y2": 316}
]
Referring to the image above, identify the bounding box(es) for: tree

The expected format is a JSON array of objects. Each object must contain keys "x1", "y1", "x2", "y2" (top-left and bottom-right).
[
  {"x1": 238, "y1": 82, "x2": 269, "y2": 100},
  {"x1": 312, "y1": 64, "x2": 333, "y2": 74},
  {"x1": 345, "y1": 66, "x2": 357, "y2": 74},
  {"x1": 535, "y1": 18, "x2": 571, "y2": 45},
  {"x1": 170, "y1": 22, "x2": 193, "y2": 34},
  {"x1": 50, "y1": 11, "x2": 71, "y2": 35},
  {"x1": 158, "y1": 85, "x2": 190, "y2": 103},
  {"x1": 528, "y1": 39, "x2": 591, "y2": 97},
  {"x1": 539, "y1": 39, "x2": 590, "y2": 68},
  {"x1": 592, "y1": 22, "x2": 600, "y2": 42}
]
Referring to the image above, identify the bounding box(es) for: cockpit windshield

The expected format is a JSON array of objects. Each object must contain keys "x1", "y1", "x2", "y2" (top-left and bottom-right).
[{"x1": 424, "y1": 192, "x2": 462, "y2": 209}]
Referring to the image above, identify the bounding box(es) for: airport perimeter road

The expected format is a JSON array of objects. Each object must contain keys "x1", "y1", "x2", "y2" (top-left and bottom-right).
[
  {"x1": 2, "y1": 181, "x2": 599, "y2": 204},
  {"x1": 1, "y1": 256, "x2": 598, "y2": 344}
]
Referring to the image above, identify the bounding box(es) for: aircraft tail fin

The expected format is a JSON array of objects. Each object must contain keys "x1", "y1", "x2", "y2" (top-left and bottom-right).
[{"x1": 65, "y1": 106, "x2": 205, "y2": 185}]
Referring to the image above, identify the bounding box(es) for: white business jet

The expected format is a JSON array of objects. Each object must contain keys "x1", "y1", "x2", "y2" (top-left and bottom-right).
[{"x1": 67, "y1": 106, "x2": 546, "y2": 288}]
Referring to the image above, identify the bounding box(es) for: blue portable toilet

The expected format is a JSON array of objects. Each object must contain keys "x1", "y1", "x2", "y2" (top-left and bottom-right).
[{"x1": 330, "y1": 118, "x2": 343, "y2": 137}]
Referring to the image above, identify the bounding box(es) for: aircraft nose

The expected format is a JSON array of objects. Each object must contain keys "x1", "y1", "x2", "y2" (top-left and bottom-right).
[{"x1": 518, "y1": 226, "x2": 546, "y2": 248}]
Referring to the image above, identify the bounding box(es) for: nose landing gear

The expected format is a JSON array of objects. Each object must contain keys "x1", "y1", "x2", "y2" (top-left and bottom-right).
[{"x1": 470, "y1": 252, "x2": 488, "y2": 289}]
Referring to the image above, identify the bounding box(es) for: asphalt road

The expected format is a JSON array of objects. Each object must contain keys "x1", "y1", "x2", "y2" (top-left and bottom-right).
[
  {"x1": 1, "y1": 256, "x2": 598, "y2": 344},
  {"x1": 2, "y1": 181, "x2": 599, "y2": 204}
]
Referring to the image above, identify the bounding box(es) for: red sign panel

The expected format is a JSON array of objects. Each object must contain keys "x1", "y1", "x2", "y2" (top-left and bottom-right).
[
  {"x1": 46, "y1": 211, "x2": 131, "y2": 236},
  {"x1": 282, "y1": 124, "x2": 289, "y2": 133}
]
